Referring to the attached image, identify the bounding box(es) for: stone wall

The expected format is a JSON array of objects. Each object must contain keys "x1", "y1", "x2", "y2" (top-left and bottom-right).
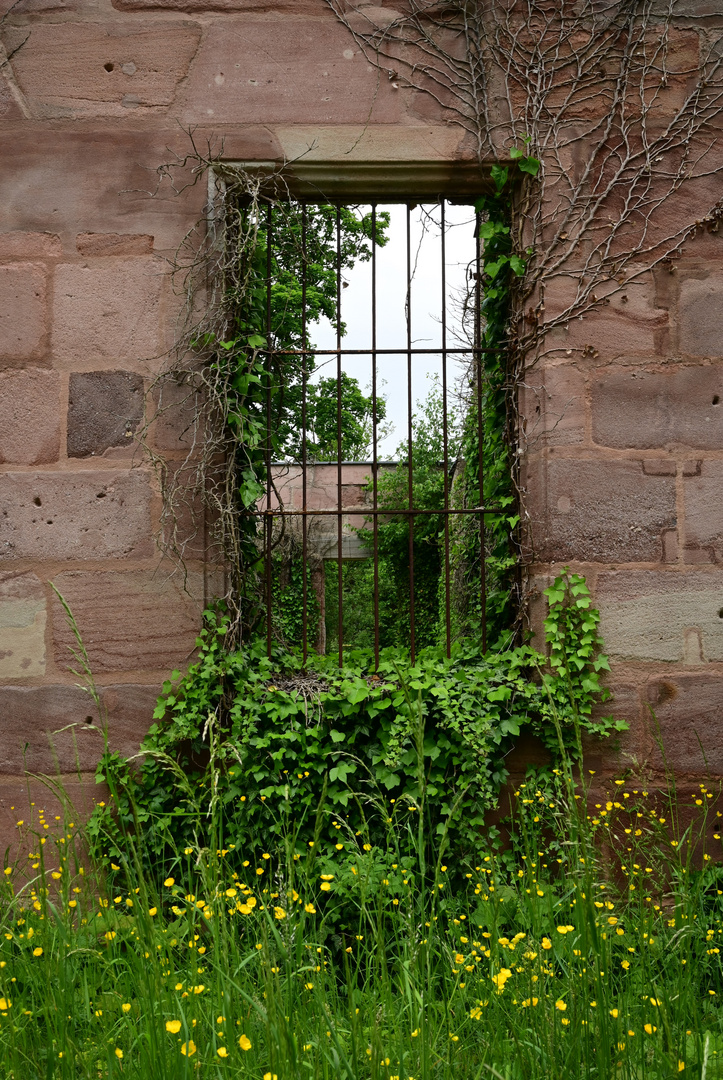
[{"x1": 0, "y1": 0, "x2": 721, "y2": 853}]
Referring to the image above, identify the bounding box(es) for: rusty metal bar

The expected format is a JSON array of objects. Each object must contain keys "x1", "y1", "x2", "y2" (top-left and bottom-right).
[
  {"x1": 265, "y1": 203, "x2": 273, "y2": 659},
  {"x1": 371, "y1": 204, "x2": 380, "y2": 670},
  {"x1": 266, "y1": 347, "x2": 501, "y2": 356},
  {"x1": 301, "y1": 205, "x2": 308, "y2": 666},
  {"x1": 406, "y1": 203, "x2": 415, "y2": 663},
  {"x1": 441, "y1": 199, "x2": 452, "y2": 659},
  {"x1": 336, "y1": 206, "x2": 344, "y2": 667},
  {"x1": 249, "y1": 506, "x2": 502, "y2": 518}
]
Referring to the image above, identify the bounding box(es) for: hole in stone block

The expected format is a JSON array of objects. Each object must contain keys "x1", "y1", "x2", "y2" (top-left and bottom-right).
[
  {"x1": 719, "y1": 608, "x2": 723, "y2": 619},
  {"x1": 96, "y1": 491, "x2": 106, "y2": 499},
  {"x1": 33, "y1": 496, "x2": 41, "y2": 506},
  {"x1": 85, "y1": 715, "x2": 94, "y2": 724},
  {"x1": 104, "y1": 62, "x2": 114, "y2": 72},
  {"x1": 713, "y1": 395, "x2": 720, "y2": 406}
]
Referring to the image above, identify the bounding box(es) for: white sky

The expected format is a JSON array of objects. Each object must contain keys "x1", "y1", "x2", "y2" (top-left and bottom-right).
[{"x1": 308, "y1": 202, "x2": 478, "y2": 459}]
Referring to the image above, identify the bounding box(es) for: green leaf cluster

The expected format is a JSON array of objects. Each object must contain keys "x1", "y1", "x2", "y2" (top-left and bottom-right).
[{"x1": 90, "y1": 573, "x2": 625, "y2": 885}]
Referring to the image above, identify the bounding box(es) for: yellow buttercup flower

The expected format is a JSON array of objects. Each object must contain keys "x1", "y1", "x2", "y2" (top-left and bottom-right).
[
  {"x1": 541, "y1": 938, "x2": 552, "y2": 950},
  {"x1": 32, "y1": 947, "x2": 43, "y2": 957},
  {"x1": 181, "y1": 1041, "x2": 196, "y2": 1057},
  {"x1": 305, "y1": 903, "x2": 316, "y2": 914},
  {"x1": 555, "y1": 1000, "x2": 567, "y2": 1012},
  {"x1": 217, "y1": 1047, "x2": 228, "y2": 1058},
  {"x1": 163, "y1": 878, "x2": 175, "y2": 887},
  {"x1": 115, "y1": 1048, "x2": 123, "y2": 1059},
  {"x1": 0, "y1": 998, "x2": 11, "y2": 1010},
  {"x1": 239, "y1": 1034, "x2": 252, "y2": 1051},
  {"x1": 122, "y1": 1003, "x2": 131, "y2": 1013},
  {"x1": 166, "y1": 1020, "x2": 182, "y2": 1034}
]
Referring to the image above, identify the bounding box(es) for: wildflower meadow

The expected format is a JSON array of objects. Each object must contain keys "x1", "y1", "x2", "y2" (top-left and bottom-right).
[{"x1": 1, "y1": 754, "x2": 723, "y2": 1079}]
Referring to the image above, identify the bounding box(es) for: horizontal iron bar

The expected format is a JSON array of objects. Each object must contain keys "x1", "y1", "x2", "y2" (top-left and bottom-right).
[
  {"x1": 262, "y1": 347, "x2": 503, "y2": 356},
  {"x1": 246, "y1": 507, "x2": 504, "y2": 517}
]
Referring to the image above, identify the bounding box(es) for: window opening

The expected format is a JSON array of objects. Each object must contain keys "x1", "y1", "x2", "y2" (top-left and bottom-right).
[{"x1": 240, "y1": 196, "x2": 500, "y2": 667}]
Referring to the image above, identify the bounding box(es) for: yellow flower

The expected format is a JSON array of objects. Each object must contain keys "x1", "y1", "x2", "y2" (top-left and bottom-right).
[
  {"x1": 181, "y1": 1041, "x2": 196, "y2": 1057},
  {"x1": 541, "y1": 937, "x2": 552, "y2": 950},
  {"x1": 217, "y1": 1047, "x2": 228, "y2": 1058},
  {"x1": 32, "y1": 947, "x2": 43, "y2": 957},
  {"x1": 115, "y1": 1048, "x2": 123, "y2": 1059},
  {"x1": 455, "y1": 953, "x2": 465, "y2": 964},
  {"x1": 610, "y1": 1009, "x2": 619, "y2": 1018},
  {"x1": 225, "y1": 888, "x2": 237, "y2": 898},
  {"x1": 644, "y1": 1024, "x2": 656, "y2": 1035},
  {"x1": 273, "y1": 907, "x2": 286, "y2": 920},
  {"x1": 163, "y1": 877, "x2": 175, "y2": 888},
  {"x1": 263, "y1": 1074, "x2": 278, "y2": 1080},
  {"x1": 122, "y1": 1003, "x2": 131, "y2": 1013},
  {"x1": 555, "y1": 1000, "x2": 567, "y2": 1012},
  {"x1": 305, "y1": 982, "x2": 314, "y2": 990},
  {"x1": 148, "y1": 907, "x2": 157, "y2": 916},
  {"x1": 0, "y1": 998, "x2": 10, "y2": 1010},
  {"x1": 305, "y1": 903, "x2": 316, "y2": 914},
  {"x1": 320, "y1": 882, "x2": 331, "y2": 892},
  {"x1": 166, "y1": 1020, "x2": 182, "y2": 1034},
  {"x1": 239, "y1": 1034, "x2": 252, "y2": 1051},
  {"x1": 621, "y1": 960, "x2": 630, "y2": 970},
  {"x1": 678, "y1": 1063, "x2": 685, "y2": 1072}
]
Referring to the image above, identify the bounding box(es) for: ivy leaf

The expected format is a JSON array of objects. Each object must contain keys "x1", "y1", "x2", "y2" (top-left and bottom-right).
[
  {"x1": 509, "y1": 255, "x2": 526, "y2": 277},
  {"x1": 518, "y1": 156, "x2": 540, "y2": 177},
  {"x1": 490, "y1": 164, "x2": 509, "y2": 191},
  {"x1": 329, "y1": 729, "x2": 345, "y2": 743},
  {"x1": 247, "y1": 334, "x2": 267, "y2": 349}
]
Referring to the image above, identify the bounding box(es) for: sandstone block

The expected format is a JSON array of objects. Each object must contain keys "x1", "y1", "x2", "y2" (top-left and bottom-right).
[
  {"x1": 0, "y1": 232, "x2": 61, "y2": 260},
  {"x1": 592, "y1": 364, "x2": 723, "y2": 449},
  {"x1": 51, "y1": 569, "x2": 203, "y2": 673},
  {"x1": 67, "y1": 371, "x2": 144, "y2": 458},
  {"x1": 0, "y1": 772, "x2": 104, "y2": 872},
  {"x1": 177, "y1": 19, "x2": 402, "y2": 126},
  {"x1": 597, "y1": 570, "x2": 723, "y2": 662},
  {"x1": 521, "y1": 363, "x2": 586, "y2": 448},
  {"x1": 683, "y1": 460, "x2": 723, "y2": 564},
  {"x1": 647, "y1": 676, "x2": 723, "y2": 775},
  {"x1": 52, "y1": 259, "x2": 162, "y2": 367},
  {"x1": 76, "y1": 233, "x2": 154, "y2": 256},
  {"x1": 529, "y1": 457, "x2": 676, "y2": 563},
  {"x1": 11, "y1": 23, "x2": 202, "y2": 116},
  {"x1": 0, "y1": 263, "x2": 46, "y2": 363},
  {"x1": 0, "y1": 471, "x2": 153, "y2": 560},
  {"x1": 0, "y1": 682, "x2": 159, "y2": 774},
  {"x1": 151, "y1": 378, "x2": 202, "y2": 451},
  {"x1": 113, "y1": 0, "x2": 326, "y2": 8},
  {"x1": 584, "y1": 681, "x2": 645, "y2": 773},
  {"x1": 0, "y1": 368, "x2": 60, "y2": 464},
  {"x1": 679, "y1": 273, "x2": 723, "y2": 356},
  {"x1": 0, "y1": 572, "x2": 46, "y2": 680}
]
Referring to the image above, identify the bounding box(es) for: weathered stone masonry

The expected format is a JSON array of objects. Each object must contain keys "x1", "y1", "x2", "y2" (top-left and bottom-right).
[{"x1": 0, "y1": 0, "x2": 722, "y2": 852}]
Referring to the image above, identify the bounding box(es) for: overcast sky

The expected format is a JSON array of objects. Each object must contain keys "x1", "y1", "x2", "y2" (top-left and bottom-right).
[{"x1": 308, "y1": 202, "x2": 478, "y2": 459}]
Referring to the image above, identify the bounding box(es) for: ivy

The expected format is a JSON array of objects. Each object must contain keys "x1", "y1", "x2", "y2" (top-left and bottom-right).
[{"x1": 89, "y1": 572, "x2": 625, "y2": 886}]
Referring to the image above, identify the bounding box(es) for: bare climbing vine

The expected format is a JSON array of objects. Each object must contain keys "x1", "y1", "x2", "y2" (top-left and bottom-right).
[{"x1": 325, "y1": 0, "x2": 723, "y2": 611}]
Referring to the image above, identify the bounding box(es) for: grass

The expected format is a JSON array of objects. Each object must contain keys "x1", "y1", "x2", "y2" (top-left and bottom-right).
[{"x1": 1, "y1": 750, "x2": 723, "y2": 1080}]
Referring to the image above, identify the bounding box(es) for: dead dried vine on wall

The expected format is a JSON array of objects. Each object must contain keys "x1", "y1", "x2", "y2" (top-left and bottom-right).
[{"x1": 326, "y1": 0, "x2": 723, "y2": 585}]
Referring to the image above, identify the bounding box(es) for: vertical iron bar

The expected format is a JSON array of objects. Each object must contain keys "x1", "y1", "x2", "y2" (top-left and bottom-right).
[
  {"x1": 406, "y1": 204, "x2": 415, "y2": 663},
  {"x1": 265, "y1": 203, "x2": 273, "y2": 659},
  {"x1": 475, "y1": 211, "x2": 487, "y2": 652},
  {"x1": 336, "y1": 206, "x2": 343, "y2": 667},
  {"x1": 441, "y1": 200, "x2": 452, "y2": 659},
  {"x1": 371, "y1": 204, "x2": 380, "y2": 670},
  {"x1": 301, "y1": 204, "x2": 308, "y2": 665}
]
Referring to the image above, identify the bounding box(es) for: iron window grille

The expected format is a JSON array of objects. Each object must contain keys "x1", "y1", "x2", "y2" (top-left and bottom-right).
[{"x1": 231, "y1": 195, "x2": 502, "y2": 667}]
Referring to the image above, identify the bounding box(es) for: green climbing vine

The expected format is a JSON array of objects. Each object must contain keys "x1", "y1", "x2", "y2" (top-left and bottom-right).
[{"x1": 450, "y1": 150, "x2": 540, "y2": 648}]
